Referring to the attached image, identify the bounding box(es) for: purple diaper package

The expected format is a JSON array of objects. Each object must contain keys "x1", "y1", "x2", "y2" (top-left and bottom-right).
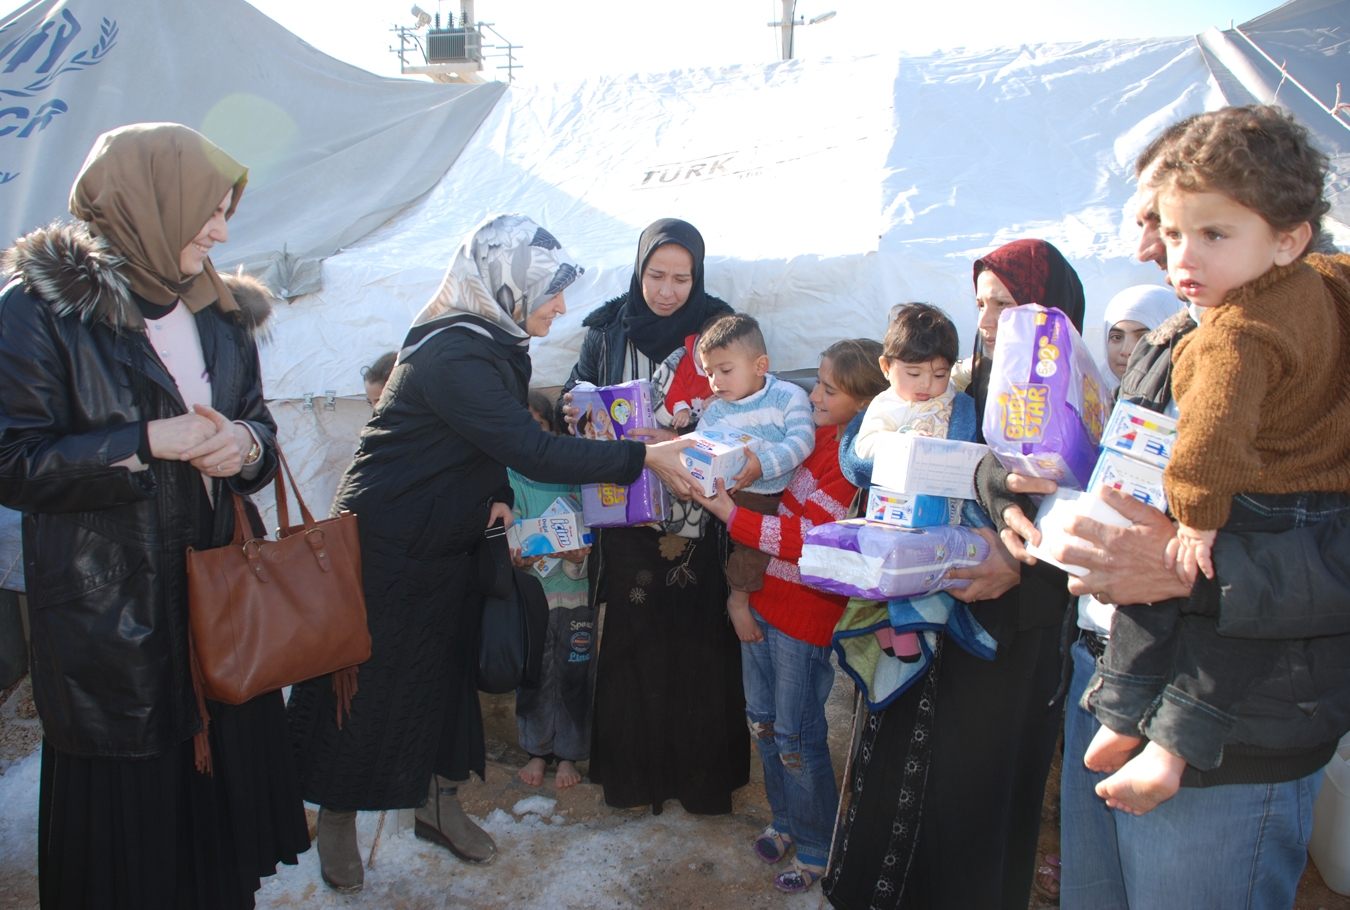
[
  {"x1": 798, "y1": 520, "x2": 990, "y2": 601},
  {"x1": 981, "y1": 304, "x2": 1108, "y2": 489},
  {"x1": 572, "y1": 380, "x2": 671, "y2": 527}
]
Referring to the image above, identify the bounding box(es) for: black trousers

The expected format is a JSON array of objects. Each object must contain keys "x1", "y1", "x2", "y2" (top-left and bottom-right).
[{"x1": 1089, "y1": 491, "x2": 1350, "y2": 770}]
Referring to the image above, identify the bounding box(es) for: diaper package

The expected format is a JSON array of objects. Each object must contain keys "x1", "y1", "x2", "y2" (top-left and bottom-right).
[
  {"x1": 982, "y1": 304, "x2": 1108, "y2": 489},
  {"x1": 865, "y1": 487, "x2": 960, "y2": 529},
  {"x1": 680, "y1": 426, "x2": 752, "y2": 496},
  {"x1": 572, "y1": 381, "x2": 672, "y2": 527},
  {"x1": 507, "y1": 496, "x2": 593, "y2": 558},
  {"x1": 798, "y1": 520, "x2": 990, "y2": 601},
  {"x1": 1026, "y1": 400, "x2": 1176, "y2": 572}
]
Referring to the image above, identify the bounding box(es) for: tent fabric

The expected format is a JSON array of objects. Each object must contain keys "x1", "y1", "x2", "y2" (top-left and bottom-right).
[
  {"x1": 1196, "y1": 0, "x2": 1350, "y2": 223},
  {"x1": 0, "y1": 0, "x2": 504, "y2": 295},
  {"x1": 261, "y1": 37, "x2": 1227, "y2": 400}
]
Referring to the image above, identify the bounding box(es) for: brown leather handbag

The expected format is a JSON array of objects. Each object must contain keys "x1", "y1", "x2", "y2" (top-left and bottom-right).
[{"x1": 186, "y1": 446, "x2": 370, "y2": 769}]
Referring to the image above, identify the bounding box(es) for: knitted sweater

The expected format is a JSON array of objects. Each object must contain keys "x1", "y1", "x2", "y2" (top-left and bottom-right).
[
  {"x1": 729, "y1": 425, "x2": 855, "y2": 646},
  {"x1": 700, "y1": 374, "x2": 815, "y2": 495},
  {"x1": 1168, "y1": 253, "x2": 1350, "y2": 529}
]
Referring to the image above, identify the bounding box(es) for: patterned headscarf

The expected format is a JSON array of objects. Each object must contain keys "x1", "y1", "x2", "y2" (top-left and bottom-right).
[{"x1": 400, "y1": 214, "x2": 582, "y2": 359}]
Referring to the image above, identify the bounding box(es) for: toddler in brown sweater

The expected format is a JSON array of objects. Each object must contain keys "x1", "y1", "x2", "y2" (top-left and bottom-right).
[{"x1": 1083, "y1": 106, "x2": 1350, "y2": 816}]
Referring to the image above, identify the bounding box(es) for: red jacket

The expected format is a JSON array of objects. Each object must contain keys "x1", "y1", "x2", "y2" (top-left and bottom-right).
[{"x1": 729, "y1": 424, "x2": 856, "y2": 646}]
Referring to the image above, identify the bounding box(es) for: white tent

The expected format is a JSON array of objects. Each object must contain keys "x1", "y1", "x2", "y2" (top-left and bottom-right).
[{"x1": 2, "y1": 0, "x2": 1348, "y2": 527}]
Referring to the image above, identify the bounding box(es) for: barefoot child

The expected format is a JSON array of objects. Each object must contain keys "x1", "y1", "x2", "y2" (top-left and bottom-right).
[
  {"x1": 512, "y1": 391, "x2": 596, "y2": 790},
  {"x1": 851, "y1": 303, "x2": 962, "y2": 662},
  {"x1": 697, "y1": 314, "x2": 816, "y2": 643},
  {"x1": 1084, "y1": 105, "x2": 1350, "y2": 815}
]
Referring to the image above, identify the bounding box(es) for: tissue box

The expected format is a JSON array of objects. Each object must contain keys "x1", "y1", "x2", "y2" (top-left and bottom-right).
[
  {"x1": 680, "y1": 426, "x2": 752, "y2": 496},
  {"x1": 982, "y1": 304, "x2": 1108, "y2": 489},
  {"x1": 798, "y1": 520, "x2": 990, "y2": 601},
  {"x1": 1100, "y1": 400, "x2": 1177, "y2": 470},
  {"x1": 573, "y1": 381, "x2": 672, "y2": 527},
  {"x1": 870, "y1": 433, "x2": 988, "y2": 500},
  {"x1": 1026, "y1": 488, "x2": 1133, "y2": 577},
  {"x1": 865, "y1": 487, "x2": 959, "y2": 529},
  {"x1": 508, "y1": 496, "x2": 593, "y2": 558},
  {"x1": 1089, "y1": 449, "x2": 1168, "y2": 512}
]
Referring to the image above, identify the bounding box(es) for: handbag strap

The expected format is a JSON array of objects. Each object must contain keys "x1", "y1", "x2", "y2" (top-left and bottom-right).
[{"x1": 273, "y1": 444, "x2": 317, "y2": 535}]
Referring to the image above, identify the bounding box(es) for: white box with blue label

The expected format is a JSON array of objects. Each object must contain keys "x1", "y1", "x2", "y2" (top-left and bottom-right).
[
  {"x1": 680, "y1": 426, "x2": 752, "y2": 496},
  {"x1": 1089, "y1": 449, "x2": 1168, "y2": 512},
  {"x1": 508, "y1": 496, "x2": 593, "y2": 558},
  {"x1": 1100, "y1": 400, "x2": 1177, "y2": 470},
  {"x1": 870, "y1": 433, "x2": 988, "y2": 501},
  {"x1": 865, "y1": 487, "x2": 960, "y2": 529}
]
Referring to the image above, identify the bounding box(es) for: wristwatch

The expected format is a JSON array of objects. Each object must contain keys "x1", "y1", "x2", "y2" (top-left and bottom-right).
[{"x1": 242, "y1": 439, "x2": 262, "y2": 466}]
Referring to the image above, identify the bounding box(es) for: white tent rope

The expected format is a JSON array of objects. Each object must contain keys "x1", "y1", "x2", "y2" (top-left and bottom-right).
[{"x1": 1232, "y1": 24, "x2": 1350, "y2": 132}]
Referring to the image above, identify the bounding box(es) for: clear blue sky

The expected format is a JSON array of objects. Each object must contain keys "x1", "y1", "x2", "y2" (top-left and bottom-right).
[{"x1": 246, "y1": 0, "x2": 1279, "y2": 83}]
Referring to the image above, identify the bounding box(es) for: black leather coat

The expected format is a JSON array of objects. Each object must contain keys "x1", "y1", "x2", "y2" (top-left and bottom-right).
[{"x1": 0, "y1": 224, "x2": 277, "y2": 758}]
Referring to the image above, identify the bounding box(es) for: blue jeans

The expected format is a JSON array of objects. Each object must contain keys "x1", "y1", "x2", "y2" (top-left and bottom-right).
[
  {"x1": 1062, "y1": 637, "x2": 1320, "y2": 910},
  {"x1": 741, "y1": 609, "x2": 838, "y2": 865}
]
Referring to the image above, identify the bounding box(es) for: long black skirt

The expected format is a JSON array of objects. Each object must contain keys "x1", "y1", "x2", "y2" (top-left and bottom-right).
[
  {"x1": 38, "y1": 690, "x2": 309, "y2": 910},
  {"x1": 824, "y1": 623, "x2": 1062, "y2": 910},
  {"x1": 588, "y1": 526, "x2": 750, "y2": 815}
]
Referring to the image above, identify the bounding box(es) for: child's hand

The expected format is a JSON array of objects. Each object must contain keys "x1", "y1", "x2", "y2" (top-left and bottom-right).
[
  {"x1": 671, "y1": 408, "x2": 691, "y2": 429},
  {"x1": 561, "y1": 392, "x2": 580, "y2": 435},
  {"x1": 1167, "y1": 524, "x2": 1216, "y2": 585},
  {"x1": 692, "y1": 478, "x2": 737, "y2": 522},
  {"x1": 552, "y1": 545, "x2": 591, "y2": 565},
  {"x1": 728, "y1": 450, "x2": 762, "y2": 494}
]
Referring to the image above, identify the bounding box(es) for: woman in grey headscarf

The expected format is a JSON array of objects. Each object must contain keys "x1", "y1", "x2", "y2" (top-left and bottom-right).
[{"x1": 287, "y1": 214, "x2": 698, "y2": 894}]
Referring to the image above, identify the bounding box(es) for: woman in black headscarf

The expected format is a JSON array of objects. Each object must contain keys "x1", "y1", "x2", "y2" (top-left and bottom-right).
[
  {"x1": 559, "y1": 218, "x2": 750, "y2": 814},
  {"x1": 825, "y1": 239, "x2": 1083, "y2": 910}
]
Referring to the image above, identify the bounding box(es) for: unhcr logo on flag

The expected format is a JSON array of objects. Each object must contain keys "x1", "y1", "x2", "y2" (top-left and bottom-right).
[{"x1": 0, "y1": 9, "x2": 117, "y2": 165}]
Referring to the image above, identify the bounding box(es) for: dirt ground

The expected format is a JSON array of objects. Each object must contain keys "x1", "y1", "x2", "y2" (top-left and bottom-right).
[{"x1": 3, "y1": 666, "x2": 1350, "y2": 908}]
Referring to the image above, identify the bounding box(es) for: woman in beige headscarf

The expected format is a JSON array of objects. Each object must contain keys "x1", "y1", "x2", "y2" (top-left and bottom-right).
[{"x1": 0, "y1": 123, "x2": 308, "y2": 909}]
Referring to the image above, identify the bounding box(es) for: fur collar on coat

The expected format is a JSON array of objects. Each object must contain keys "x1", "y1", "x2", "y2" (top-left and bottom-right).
[{"x1": 2, "y1": 221, "x2": 274, "y2": 336}]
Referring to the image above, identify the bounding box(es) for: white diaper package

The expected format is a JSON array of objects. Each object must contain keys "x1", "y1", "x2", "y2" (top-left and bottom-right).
[{"x1": 680, "y1": 426, "x2": 752, "y2": 496}]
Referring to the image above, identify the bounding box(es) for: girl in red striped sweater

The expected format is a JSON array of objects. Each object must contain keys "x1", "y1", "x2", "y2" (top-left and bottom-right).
[{"x1": 696, "y1": 339, "x2": 889, "y2": 893}]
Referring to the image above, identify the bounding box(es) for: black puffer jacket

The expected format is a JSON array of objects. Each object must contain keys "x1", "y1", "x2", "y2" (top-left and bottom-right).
[
  {"x1": 0, "y1": 223, "x2": 277, "y2": 759},
  {"x1": 1121, "y1": 305, "x2": 1350, "y2": 785}
]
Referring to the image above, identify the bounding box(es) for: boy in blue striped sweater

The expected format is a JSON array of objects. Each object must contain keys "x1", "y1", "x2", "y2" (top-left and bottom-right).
[{"x1": 698, "y1": 315, "x2": 816, "y2": 642}]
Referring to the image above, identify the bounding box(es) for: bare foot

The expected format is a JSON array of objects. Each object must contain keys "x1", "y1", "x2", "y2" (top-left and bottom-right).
[
  {"x1": 555, "y1": 760, "x2": 582, "y2": 788},
  {"x1": 1084, "y1": 724, "x2": 1141, "y2": 774},
  {"x1": 727, "y1": 591, "x2": 764, "y2": 643},
  {"x1": 517, "y1": 757, "x2": 545, "y2": 787},
  {"x1": 1095, "y1": 741, "x2": 1186, "y2": 816}
]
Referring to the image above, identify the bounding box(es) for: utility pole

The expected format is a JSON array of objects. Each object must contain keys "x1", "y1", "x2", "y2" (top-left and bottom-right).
[{"x1": 779, "y1": 0, "x2": 795, "y2": 61}]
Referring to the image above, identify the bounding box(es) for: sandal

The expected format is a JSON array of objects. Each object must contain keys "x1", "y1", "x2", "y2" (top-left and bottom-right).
[
  {"x1": 754, "y1": 826, "x2": 793, "y2": 864},
  {"x1": 774, "y1": 859, "x2": 825, "y2": 893},
  {"x1": 1033, "y1": 854, "x2": 1061, "y2": 903}
]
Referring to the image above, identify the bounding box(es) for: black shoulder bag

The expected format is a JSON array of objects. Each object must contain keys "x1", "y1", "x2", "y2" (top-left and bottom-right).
[{"x1": 476, "y1": 520, "x2": 549, "y2": 694}]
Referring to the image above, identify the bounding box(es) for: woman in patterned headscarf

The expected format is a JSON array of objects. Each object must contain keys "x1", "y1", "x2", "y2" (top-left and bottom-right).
[
  {"x1": 287, "y1": 214, "x2": 699, "y2": 894},
  {"x1": 825, "y1": 238, "x2": 1083, "y2": 910}
]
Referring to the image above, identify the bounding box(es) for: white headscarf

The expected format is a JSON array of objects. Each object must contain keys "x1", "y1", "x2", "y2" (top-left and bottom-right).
[
  {"x1": 1100, "y1": 284, "x2": 1184, "y2": 387},
  {"x1": 399, "y1": 214, "x2": 582, "y2": 361}
]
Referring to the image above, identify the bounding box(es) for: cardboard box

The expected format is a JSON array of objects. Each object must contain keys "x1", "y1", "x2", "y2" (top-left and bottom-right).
[
  {"x1": 573, "y1": 381, "x2": 672, "y2": 526},
  {"x1": 525, "y1": 553, "x2": 563, "y2": 577},
  {"x1": 1089, "y1": 449, "x2": 1168, "y2": 512},
  {"x1": 865, "y1": 487, "x2": 959, "y2": 528},
  {"x1": 1100, "y1": 400, "x2": 1177, "y2": 470},
  {"x1": 508, "y1": 496, "x2": 593, "y2": 558},
  {"x1": 1025, "y1": 488, "x2": 1133, "y2": 577},
  {"x1": 680, "y1": 426, "x2": 752, "y2": 496},
  {"x1": 870, "y1": 433, "x2": 988, "y2": 501}
]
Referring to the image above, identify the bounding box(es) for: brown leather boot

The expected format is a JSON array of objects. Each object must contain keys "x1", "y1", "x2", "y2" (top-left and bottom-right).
[
  {"x1": 317, "y1": 807, "x2": 363, "y2": 893},
  {"x1": 414, "y1": 775, "x2": 497, "y2": 864}
]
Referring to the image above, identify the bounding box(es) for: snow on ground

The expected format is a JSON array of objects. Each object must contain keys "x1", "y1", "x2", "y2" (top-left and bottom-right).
[{"x1": 0, "y1": 750, "x2": 39, "y2": 909}]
